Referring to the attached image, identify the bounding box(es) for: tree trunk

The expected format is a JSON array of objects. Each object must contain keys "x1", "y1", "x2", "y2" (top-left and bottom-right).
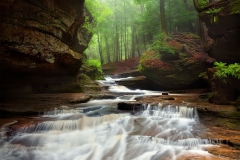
[
  {"x1": 115, "y1": 27, "x2": 120, "y2": 61},
  {"x1": 168, "y1": 0, "x2": 171, "y2": 34},
  {"x1": 97, "y1": 32, "x2": 104, "y2": 64},
  {"x1": 183, "y1": 0, "x2": 194, "y2": 32},
  {"x1": 123, "y1": 0, "x2": 127, "y2": 60},
  {"x1": 136, "y1": 34, "x2": 141, "y2": 57},
  {"x1": 131, "y1": 23, "x2": 136, "y2": 58},
  {"x1": 115, "y1": 0, "x2": 119, "y2": 61},
  {"x1": 120, "y1": 29, "x2": 123, "y2": 60},
  {"x1": 198, "y1": 17, "x2": 205, "y2": 48},
  {"x1": 104, "y1": 34, "x2": 111, "y2": 63},
  {"x1": 160, "y1": 0, "x2": 168, "y2": 36}
]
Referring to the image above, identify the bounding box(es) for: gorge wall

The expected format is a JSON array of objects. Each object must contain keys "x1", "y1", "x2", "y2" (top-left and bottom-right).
[
  {"x1": 0, "y1": 0, "x2": 91, "y2": 96},
  {"x1": 194, "y1": 0, "x2": 240, "y2": 63},
  {"x1": 193, "y1": 0, "x2": 240, "y2": 105}
]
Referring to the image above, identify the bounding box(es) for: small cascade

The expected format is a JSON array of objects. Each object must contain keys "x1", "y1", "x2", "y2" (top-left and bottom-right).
[
  {"x1": 0, "y1": 76, "x2": 220, "y2": 160},
  {"x1": 127, "y1": 136, "x2": 210, "y2": 148},
  {"x1": 141, "y1": 103, "x2": 198, "y2": 119},
  {"x1": 43, "y1": 109, "x2": 83, "y2": 117},
  {"x1": 16, "y1": 113, "x2": 128, "y2": 134},
  {"x1": 17, "y1": 119, "x2": 81, "y2": 133}
]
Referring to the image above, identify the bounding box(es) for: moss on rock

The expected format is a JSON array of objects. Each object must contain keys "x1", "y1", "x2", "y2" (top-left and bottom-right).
[
  {"x1": 80, "y1": 59, "x2": 104, "y2": 81},
  {"x1": 139, "y1": 33, "x2": 214, "y2": 90}
]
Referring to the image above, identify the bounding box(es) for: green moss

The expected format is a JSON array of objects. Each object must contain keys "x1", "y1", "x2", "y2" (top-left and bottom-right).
[
  {"x1": 149, "y1": 41, "x2": 175, "y2": 55},
  {"x1": 80, "y1": 59, "x2": 104, "y2": 80},
  {"x1": 217, "y1": 112, "x2": 240, "y2": 131},
  {"x1": 184, "y1": 32, "x2": 200, "y2": 39},
  {"x1": 220, "y1": 111, "x2": 240, "y2": 118},
  {"x1": 138, "y1": 32, "x2": 207, "y2": 89},
  {"x1": 230, "y1": 0, "x2": 240, "y2": 14},
  {"x1": 139, "y1": 51, "x2": 159, "y2": 63},
  {"x1": 216, "y1": 116, "x2": 240, "y2": 131},
  {"x1": 78, "y1": 73, "x2": 91, "y2": 86},
  {"x1": 195, "y1": 0, "x2": 208, "y2": 10},
  {"x1": 179, "y1": 52, "x2": 188, "y2": 59}
]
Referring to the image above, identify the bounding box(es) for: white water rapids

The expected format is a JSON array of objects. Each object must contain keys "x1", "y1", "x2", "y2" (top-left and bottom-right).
[{"x1": 0, "y1": 76, "x2": 218, "y2": 160}]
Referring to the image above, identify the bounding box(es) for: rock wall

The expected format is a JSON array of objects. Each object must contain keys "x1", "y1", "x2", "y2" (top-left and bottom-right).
[
  {"x1": 0, "y1": 0, "x2": 91, "y2": 95},
  {"x1": 193, "y1": 0, "x2": 240, "y2": 63},
  {"x1": 193, "y1": 0, "x2": 240, "y2": 105}
]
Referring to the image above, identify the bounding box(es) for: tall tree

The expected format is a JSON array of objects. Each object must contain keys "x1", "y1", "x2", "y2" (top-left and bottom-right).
[
  {"x1": 160, "y1": 0, "x2": 168, "y2": 35},
  {"x1": 97, "y1": 32, "x2": 104, "y2": 64}
]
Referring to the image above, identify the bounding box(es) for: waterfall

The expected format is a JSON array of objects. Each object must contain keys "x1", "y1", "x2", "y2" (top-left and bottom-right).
[{"x1": 0, "y1": 76, "x2": 218, "y2": 160}]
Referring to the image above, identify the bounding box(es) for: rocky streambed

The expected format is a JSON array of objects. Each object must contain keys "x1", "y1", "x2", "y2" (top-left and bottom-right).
[{"x1": 0, "y1": 76, "x2": 240, "y2": 159}]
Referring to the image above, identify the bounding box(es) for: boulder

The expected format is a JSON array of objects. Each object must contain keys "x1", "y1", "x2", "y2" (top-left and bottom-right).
[
  {"x1": 117, "y1": 102, "x2": 143, "y2": 110},
  {"x1": 139, "y1": 33, "x2": 214, "y2": 90},
  {"x1": 0, "y1": 0, "x2": 91, "y2": 95}
]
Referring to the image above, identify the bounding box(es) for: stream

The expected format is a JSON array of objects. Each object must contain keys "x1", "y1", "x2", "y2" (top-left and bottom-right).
[{"x1": 0, "y1": 76, "x2": 219, "y2": 160}]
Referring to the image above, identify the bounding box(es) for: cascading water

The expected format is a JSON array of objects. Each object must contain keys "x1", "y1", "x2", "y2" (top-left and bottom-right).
[{"x1": 0, "y1": 76, "x2": 218, "y2": 160}]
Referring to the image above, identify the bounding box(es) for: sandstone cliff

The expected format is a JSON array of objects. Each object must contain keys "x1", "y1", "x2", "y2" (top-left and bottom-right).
[
  {"x1": 193, "y1": 0, "x2": 240, "y2": 63},
  {"x1": 193, "y1": 0, "x2": 240, "y2": 105},
  {"x1": 0, "y1": 0, "x2": 91, "y2": 95}
]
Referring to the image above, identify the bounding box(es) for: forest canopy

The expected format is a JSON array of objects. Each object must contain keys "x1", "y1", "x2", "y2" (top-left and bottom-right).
[{"x1": 84, "y1": 0, "x2": 198, "y2": 64}]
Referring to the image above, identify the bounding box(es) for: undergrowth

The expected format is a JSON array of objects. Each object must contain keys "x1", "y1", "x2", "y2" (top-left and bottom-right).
[
  {"x1": 80, "y1": 59, "x2": 104, "y2": 80},
  {"x1": 214, "y1": 62, "x2": 240, "y2": 81}
]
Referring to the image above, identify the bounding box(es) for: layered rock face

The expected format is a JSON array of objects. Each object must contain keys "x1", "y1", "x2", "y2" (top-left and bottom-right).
[
  {"x1": 194, "y1": 0, "x2": 240, "y2": 63},
  {"x1": 139, "y1": 33, "x2": 214, "y2": 90},
  {"x1": 193, "y1": 0, "x2": 240, "y2": 104},
  {"x1": 0, "y1": 0, "x2": 91, "y2": 95}
]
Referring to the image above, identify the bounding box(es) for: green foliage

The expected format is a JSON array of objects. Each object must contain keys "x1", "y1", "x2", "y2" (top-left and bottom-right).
[
  {"x1": 80, "y1": 59, "x2": 104, "y2": 80},
  {"x1": 230, "y1": 0, "x2": 240, "y2": 14},
  {"x1": 85, "y1": 0, "x2": 198, "y2": 63},
  {"x1": 85, "y1": 0, "x2": 112, "y2": 23},
  {"x1": 84, "y1": 0, "x2": 112, "y2": 33},
  {"x1": 194, "y1": 0, "x2": 208, "y2": 10},
  {"x1": 206, "y1": 7, "x2": 223, "y2": 14},
  {"x1": 205, "y1": 7, "x2": 223, "y2": 24},
  {"x1": 199, "y1": 72, "x2": 207, "y2": 79},
  {"x1": 214, "y1": 62, "x2": 240, "y2": 81},
  {"x1": 86, "y1": 59, "x2": 102, "y2": 70}
]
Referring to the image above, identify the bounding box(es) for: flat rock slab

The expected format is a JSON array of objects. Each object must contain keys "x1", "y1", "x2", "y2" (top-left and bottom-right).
[{"x1": 0, "y1": 93, "x2": 91, "y2": 115}]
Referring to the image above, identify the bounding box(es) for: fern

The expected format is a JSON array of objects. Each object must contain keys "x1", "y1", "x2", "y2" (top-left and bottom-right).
[{"x1": 214, "y1": 62, "x2": 240, "y2": 81}]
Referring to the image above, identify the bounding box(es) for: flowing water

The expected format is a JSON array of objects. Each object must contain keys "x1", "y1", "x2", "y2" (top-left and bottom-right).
[{"x1": 0, "y1": 76, "x2": 218, "y2": 160}]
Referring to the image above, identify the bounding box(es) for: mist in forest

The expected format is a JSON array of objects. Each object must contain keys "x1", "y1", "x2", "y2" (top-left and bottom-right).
[{"x1": 84, "y1": 0, "x2": 198, "y2": 64}]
